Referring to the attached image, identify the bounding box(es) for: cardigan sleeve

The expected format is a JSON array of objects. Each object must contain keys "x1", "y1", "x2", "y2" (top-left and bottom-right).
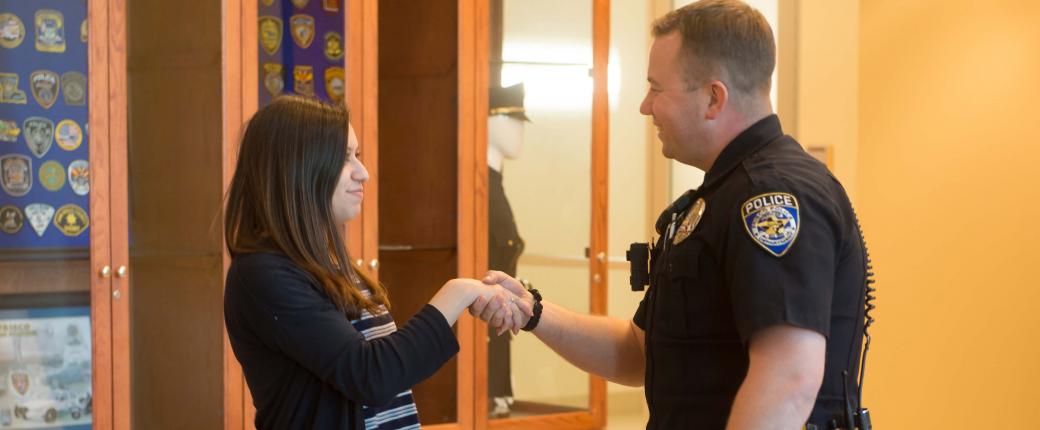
[{"x1": 230, "y1": 253, "x2": 460, "y2": 406}]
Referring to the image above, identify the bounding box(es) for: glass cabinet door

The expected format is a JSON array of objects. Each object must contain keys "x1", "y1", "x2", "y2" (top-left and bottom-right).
[
  {"x1": 481, "y1": 0, "x2": 609, "y2": 427},
  {"x1": 0, "y1": 0, "x2": 113, "y2": 428}
]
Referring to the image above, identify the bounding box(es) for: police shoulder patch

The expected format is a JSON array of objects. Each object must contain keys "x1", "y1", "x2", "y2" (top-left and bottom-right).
[{"x1": 741, "y1": 192, "x2": 800, "y2": 257}]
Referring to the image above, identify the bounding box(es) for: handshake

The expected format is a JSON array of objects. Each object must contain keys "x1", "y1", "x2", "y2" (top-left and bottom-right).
[{"x1": 439, "y1": 271, "x2": 537, "y2": 336}]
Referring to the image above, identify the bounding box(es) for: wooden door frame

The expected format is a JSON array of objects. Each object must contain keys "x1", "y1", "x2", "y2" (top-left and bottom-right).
[
  {"x1": 87, "y1": 0, "x2": 125, "y2": 427},
  {"x1": 471, "y1": 0, "x2": 611, "y2": 429}
]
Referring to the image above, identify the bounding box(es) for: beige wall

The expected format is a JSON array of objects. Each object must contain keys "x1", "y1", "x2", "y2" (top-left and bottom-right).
[
  {"x1": 858, "y1": 1, "x2": 1040, "y2": 427},
  {"x1": 795, "y1": 0, "x2": 860, "y2": 199}
]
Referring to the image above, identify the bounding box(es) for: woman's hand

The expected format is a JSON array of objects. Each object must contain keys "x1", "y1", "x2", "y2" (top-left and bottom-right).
[
  {"x1": 470, "y1": 271, "x2": 535, "y2": 335},
  {"x1": 429, "y1": 278, "x2": 531, "y2": 330}
]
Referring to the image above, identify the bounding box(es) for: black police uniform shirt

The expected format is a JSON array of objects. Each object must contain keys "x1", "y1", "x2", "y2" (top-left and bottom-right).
[
  {"x1": 633, "y1": 115, "x2": 867, "y2": 429},
  {"x1": 487, "y1": 167, "x2": 525, "y2": 400}
]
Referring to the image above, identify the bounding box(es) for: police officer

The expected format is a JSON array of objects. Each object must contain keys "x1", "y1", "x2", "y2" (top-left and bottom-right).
[{"x1": 475, "y1": 1, "x2": 873, "y2": 429}]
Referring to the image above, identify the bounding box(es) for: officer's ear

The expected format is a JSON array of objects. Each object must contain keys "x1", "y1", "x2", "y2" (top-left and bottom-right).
[{"x1": 705, "y1": 80, "x2": 728, "y2": 120}]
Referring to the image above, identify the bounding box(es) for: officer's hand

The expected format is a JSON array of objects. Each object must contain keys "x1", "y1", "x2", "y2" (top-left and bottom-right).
[{"x1": 483, "y1": 271, "x2": 535, "y2": 334}]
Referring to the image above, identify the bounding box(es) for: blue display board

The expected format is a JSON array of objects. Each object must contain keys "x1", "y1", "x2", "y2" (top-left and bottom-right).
[
  {"x1": 257, "y1": 0, "x2": 345, "y2": 107},
  {"x1": 0, "y1": 0, "x2": 90, "y2": 255}
]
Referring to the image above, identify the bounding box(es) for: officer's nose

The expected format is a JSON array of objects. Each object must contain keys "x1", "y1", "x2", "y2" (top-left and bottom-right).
[{"x1": 640, "y1": 90, "x2": 653, "y2": 116}]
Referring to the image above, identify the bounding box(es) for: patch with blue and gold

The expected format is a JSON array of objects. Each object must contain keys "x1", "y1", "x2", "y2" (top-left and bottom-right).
[{"x1": 742, "y1": 192, "x2": 800, "y2": 257}]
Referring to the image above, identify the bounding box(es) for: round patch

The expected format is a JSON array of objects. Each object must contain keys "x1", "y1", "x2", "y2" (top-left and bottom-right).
[
  {"x1": 55, "y1": 119, "x2": 82, "y2": 150},
  {"x1": 39, "y1": 160, "x2": 65, "y2": 191},
  {"x1": 0, "y1": 13, "x2": 25, "y2": 49},
  {"x1": 0, "y1": 204, "x2": 23, "y2": 234},
  {"x1": 53, "y1": 203, "x2": 88, "y2": 237}
]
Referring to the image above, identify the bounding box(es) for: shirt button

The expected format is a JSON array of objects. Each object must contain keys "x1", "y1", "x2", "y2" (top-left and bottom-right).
[{"x1": 507, "y1": 240, "x2": 514, "y2": 247}]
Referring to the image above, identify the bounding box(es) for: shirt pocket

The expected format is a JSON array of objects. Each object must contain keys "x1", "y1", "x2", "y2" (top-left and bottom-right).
[{"x1": 667, "y1": 237, "x2": 734, "y2": 339}]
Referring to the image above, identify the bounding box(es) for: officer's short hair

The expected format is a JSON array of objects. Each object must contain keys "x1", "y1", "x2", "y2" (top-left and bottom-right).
[{"x1": 652, "y1": 0, "x2": 775, "y2": 99}]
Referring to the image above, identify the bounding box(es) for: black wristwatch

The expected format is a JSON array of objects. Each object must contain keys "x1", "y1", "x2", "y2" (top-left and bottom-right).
[{"x1": 521, "y1": 281, "x2": 542, "y2": 332}]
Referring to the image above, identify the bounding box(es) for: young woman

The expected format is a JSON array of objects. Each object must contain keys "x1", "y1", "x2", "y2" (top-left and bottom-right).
[{"x1": 223, "y1": 96, "x2": 528, "y2": 429}]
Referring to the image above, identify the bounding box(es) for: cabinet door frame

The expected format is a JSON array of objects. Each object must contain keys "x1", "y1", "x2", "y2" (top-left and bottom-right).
[
  {"x1": 470, "y1": 0, "x2": 611, "y2": 429},
  {"x1": 90, "y1": 0, "x2": 130, "y2": 427}
]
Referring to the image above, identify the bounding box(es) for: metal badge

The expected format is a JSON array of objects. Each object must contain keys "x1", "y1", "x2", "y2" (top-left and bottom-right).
[
  {"x1": 35, "y1": 9, "x2": 66, "y2": 53},
  {"x1": 80, "y1": 19, "x2": 87, "y2": 43},
  {"x1": 23, "y1": 117, "x2": 54, "y2": 158},
  {"x1": 30, "y1": 70, "x2": 60, "y2": 109},
  {"x1": 0, "y1": 73, "x2": 27, "y2": 104},
  {"x1": 325, "y1": 66, "x2": 344, "y2": 103},
  {"x1": 290, "y1": 15, "x2": 315, "y2": 49},
  {"x1": 292, "y1": 0, "x2": 310, "y2": 8},
  {"x1": 263, "y1": 63, "x2": 284, "y2": 97},
  {"x1": 62, "y1": 71, "x2": 87, "y2": 106},
  {"x1": 67, "y1": 159, "x2": 89, "y2": 196},
  {"x1": 0, "y1": 204, "x2": 23, "y2": 234},
  {"x1": 742, "y1": 192, "x2": 801, "y2": 257},
  {"x1": 324, "y1": 31, "x2": 343, "y2": 61},
  {"x1": 293, "y1": 65, "x2": 314, "y2": 96},
  {"x1": 673, "y1": 198, "x2": 706, "y2": 245},
  {"x1": 323, "y1": 0, "x2": 341, "y2": 12},
  {"x1": 0, "y1": 119, "x2": 19, "y2": 142},
  {"x1": 25, "y1": 203, "x2": 54, "y2": 237},
  {"x1": 54, "y1": 203, "x2": 88, "y2": 237},
  {"x1": 1, "y1": 154, "x2": 31, "y2": 196},
  {"x1": 258, "y1": 16, "x2": 283, "y2": 55},
  {"x1": 0, "y1": 13, "x2": 25, "y2": 49},
  {"x1": 38, "y1": 160, "x2": 64, "y2": 192},
  {"x1": 55, "y1": 119, "x2": 82, "y2": 151}
]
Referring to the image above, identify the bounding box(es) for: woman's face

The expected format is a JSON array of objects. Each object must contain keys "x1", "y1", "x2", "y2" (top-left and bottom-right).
[{"x1": 331, "y1": 125, "x2": 369, "y2": 224}]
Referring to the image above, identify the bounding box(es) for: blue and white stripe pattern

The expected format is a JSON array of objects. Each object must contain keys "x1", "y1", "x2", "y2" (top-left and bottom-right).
[{"x1": 352, "y1": 290, "x2": 422, "y2": 430}]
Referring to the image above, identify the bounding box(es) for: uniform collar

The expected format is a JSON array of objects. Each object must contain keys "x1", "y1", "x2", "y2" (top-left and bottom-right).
[
  {"x1": 701, "y1": 114, "x2": 784, "y2": 190},
  {"x1": 655, "y1": 115, "x2": 783, "y2": 234}
]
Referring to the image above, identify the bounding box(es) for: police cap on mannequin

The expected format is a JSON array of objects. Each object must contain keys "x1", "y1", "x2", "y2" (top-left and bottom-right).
[{"x1": 488, "y1": 83, "x2": 530, "y2": 172}]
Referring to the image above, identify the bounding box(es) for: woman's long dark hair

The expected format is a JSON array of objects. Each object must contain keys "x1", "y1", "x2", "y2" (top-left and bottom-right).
[{"x1": 224, "y1": 96, "x2": 388, "y2": 317}]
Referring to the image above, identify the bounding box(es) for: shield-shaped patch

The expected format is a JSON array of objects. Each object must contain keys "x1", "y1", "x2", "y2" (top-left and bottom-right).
[
  {"x1": 62, "y1": 71, "x2": 86, "y2": 106},
  {"x1": 290, "y1": 15, "x2": 315, "y2": 49},
  {"x1": 324, "y1": 31, "x2": 343, "y2": 61},
  {"x1": 35, "y1": 9, "x2": 65, "y2": 53},
  {"x1": 263, "y1": 63, "x2": 284, "y2": 97},
  {"x1": 294, "y1": 65, "x2": 314, "y2": 96},
  {"x1": 30, "y1": 70, "x2": 60, "y2": 109},
  {"x1": 1, "y1": 154, "x2": 31, "y2": 197},
  {"x1": 742, "y1": 192, "x2": 800, "y2": 257},
  {"x1": 68, "y1": 159, "x2": 89, "y2": 196},
  {"x1": 23, "y1": 116, "x2": 54, "y2": 158},
  {"x1": 0, "y1": 73, "x2": 27, "y2": 104},
  {"x1": 258, "y1": 16, "x2": 283, "y2": 56},
  {"x1": 25, "y1": 203, "x2": 54, "y2": 237},
  {"x1": 325, "y1": 67, "x2": 345, "y2": 103},
  {"x1": 54, "y1": 204, "x2": 89, "y2": 237},
  {"x1": 10, "y1": 370, "x2": 30, "y2": 396},
  {"x1": 0, "y1": 204, "x2": 22, "y2": 234}
]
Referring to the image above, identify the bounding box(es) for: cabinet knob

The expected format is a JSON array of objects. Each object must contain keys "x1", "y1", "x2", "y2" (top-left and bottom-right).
[
  {"x1": 99, "y1": 265, "x2": 112, "y2": 279},
  {"x1": 596, "y1": 252, "x2": 606, "y2": 263},
  {"x1": 355, "y1": 259, "x2": 364, "y2": 268},
  {"x1": 592, "y1": 273, "x2": 602, "y2": 284},
  {"x1": 116, "y1": 265, "x2": 128, "y2": 278},
  {"x1": 368, "y1": 259, "x2": 379, "y2": 271}
]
